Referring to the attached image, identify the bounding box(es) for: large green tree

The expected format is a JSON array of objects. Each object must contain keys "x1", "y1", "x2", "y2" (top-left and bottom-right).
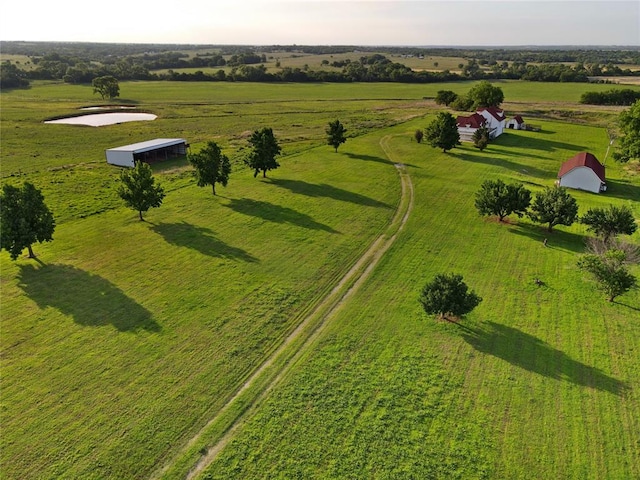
[
  {"x1": 581, "y1": 204, "x2": 637, "y2": 243},
  {"x1": 92, "y1": 75, "x2": 120, "y2": 100},
  {"x1": 245, "y1": 127, "x2": 282, "y2": 178},
  {"x1": 613, "y1": 99, "x2": 640, "y2": 163},
  {"x1": 528, "y1": 186, "x2": 578, "y2": 232},
  {"x1": 117, "y1": 161, "x2": 165, "y2": 221},
  {"x1": 434, "y1": 90, "x2": 458, "y2": 106},
  {"x1": 578, "y1": 249, "x2": 637, "y2": 302},
  {"x1": 188, "y1": 141, "x2": 231, "y2": 195},
  {"x1": 419, "y1": 273, "x2": 482, "y2": 320},
  {"x1": 0, "y1": 182, "x2": 55, "y2": 260},
  {"x1": 326, "y1": 119, "x2": 347, "y2": 152},
  {"x1": 475, "y1": 179, "x2": 531, "y2": 222},
  {"x1": 424, "y1": 112, "x2": 460, "y2": 153},
  {"x1": 468, "y1": 80, "x2": 504, "y2": 108}
]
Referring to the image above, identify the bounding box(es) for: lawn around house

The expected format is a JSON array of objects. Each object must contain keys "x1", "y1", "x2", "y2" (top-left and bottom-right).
[{"x1": 1, "y1": 81, "x2": 639, "y2": 480}]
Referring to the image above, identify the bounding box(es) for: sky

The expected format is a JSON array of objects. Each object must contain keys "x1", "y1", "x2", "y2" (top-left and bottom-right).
[{"x1": 1, "y1": 0, "x2": 638, "y2": 46}]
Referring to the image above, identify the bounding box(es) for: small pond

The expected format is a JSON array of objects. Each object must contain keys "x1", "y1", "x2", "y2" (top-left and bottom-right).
[{"x1": 45, "y1": 112, "x2": 157, "y2": 127}]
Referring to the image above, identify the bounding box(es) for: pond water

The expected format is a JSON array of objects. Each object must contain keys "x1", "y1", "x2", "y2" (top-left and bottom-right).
[
  {"x1": 80, "y1": 105, "x2": 137, "y2": 111},
  {"x1": 44, "y1": 112, "x2": 157, "y2": 127}
]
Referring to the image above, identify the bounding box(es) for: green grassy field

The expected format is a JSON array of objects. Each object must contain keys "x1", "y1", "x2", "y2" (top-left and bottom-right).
[{"x1": 1, "y1": 80, "x2": 639, "y2": 479}]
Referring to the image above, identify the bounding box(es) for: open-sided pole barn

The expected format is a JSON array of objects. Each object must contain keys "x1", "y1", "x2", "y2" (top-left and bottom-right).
[{"x1": 106, "y1": 138, "x2": 189, "y2": 167}]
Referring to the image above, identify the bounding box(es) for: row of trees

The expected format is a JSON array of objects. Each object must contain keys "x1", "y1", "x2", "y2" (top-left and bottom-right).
[
  {"x1": 118, "y1": 127, "x2": 285, "y2": 221},
  {"x1": 1, "y1": 120, "x2": 350, "y2": 259},
  {"x1": 475, "y1": 179, "x2": 637, "y2": 237},
  {"x1": 474, "y1": 179, "x2": 638, "y2": 301},
  {"x1": 475, "y1": 180, "x2": 580, "y2": 232},
  {"x1": 6, "y1": 49, "x2": 640, "y2": 90},
  {"x1": 580, "y1": 88, "x2": 640, "y2": 106}
]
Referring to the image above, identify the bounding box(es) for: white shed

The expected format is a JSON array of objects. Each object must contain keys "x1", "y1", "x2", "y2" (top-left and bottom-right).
[
  {"x1": 506, "y1": 115, "x2": 525, "y2": 130},
  {"x1": 557, "y1": 152, "x2": 606, "y2": 194},
  {"x1": 106, "y1": 138, "x2": 189, "y2": 167}
]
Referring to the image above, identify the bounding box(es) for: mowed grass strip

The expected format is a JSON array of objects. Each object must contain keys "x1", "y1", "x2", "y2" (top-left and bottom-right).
[{"x1": 197, "y1": 120, "x2": 639, "y2": 479}]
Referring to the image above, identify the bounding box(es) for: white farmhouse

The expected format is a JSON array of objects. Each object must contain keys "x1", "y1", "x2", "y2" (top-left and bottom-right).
[
  {"x1": 477, "y1": 107, "x2": 506, "y2": 138},
  {"x1": 557, "y1": 152, "x2": 606, "y2": 194}
]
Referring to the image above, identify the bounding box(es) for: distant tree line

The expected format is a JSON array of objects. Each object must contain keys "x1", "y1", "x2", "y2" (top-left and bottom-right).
[
  {"x1": 2, "y1": 43, "x2": 640, "y2": 89},
  {"x1": 580, "y1": 89, "x2": 640, "y2": 105}
]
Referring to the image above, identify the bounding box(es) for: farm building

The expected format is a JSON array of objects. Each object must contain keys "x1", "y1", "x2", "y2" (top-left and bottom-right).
[
  {"x1": 557, "y1": 152, "x2": 606, "y2": 193},
  {"x1": 456, "y1": 113, "x2": 488, "y2": 142},
  {"x1": 506, "y1": 115, "x2": 526, "y2": 130},
  {"x1": 477, "y1": 107, "x2": 506, "y2": 138},
  {"x1": 106, "y1": 138, "x2": 189, "y2": 167},
  {"x1": 457, "y1": 107, "x2": 507, "y2": 141}
]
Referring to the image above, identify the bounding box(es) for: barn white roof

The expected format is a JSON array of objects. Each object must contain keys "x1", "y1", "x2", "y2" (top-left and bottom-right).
[{"x1": 107, "y1": 138, "x2": 187, "y2": 154}]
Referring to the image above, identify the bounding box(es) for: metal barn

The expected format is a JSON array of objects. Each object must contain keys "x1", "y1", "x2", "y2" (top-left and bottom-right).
[{"x1": 106, "y1": 138, "x2": 189, "y2": 167}]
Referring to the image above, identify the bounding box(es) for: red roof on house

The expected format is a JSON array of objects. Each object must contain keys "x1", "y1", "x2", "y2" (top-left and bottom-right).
[
  {"x1": 477, "y1": 107, "x2": 505, "y2": 121},
  {"x1": 558, "y1": 152, "x2": 605, "y2": 182},
  {"x1": 513, "y1": 115, "x2": 524, "y2": 124},
  {"x1": 456, "y1": 113, "x2": 486, "y2": 129}
]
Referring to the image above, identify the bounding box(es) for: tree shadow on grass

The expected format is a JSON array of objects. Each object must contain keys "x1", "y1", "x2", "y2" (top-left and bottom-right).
[
  {"x1": 612, "y1": 301, "x2": 640, "y2": 312},
  {"x1": 460, "y1": 321, "x2": 628, "y2": 395},
  {"x1": 453, "y1": 152, "x2": 549, "y2": 179},
  {"x1": 344, "y1": 152, "x2": 394, "y2": 166},
  {"x1": 508, "y1": 222, "x2": 587, "y2": 253},
  {"x1": 225, "y1": 198, "x2": 339, "y2": 233},
  {"x1": 344, "y1": 152, "x2": 420, "y2": 169},
  {"x1": 268, "y1": 178, "x2": 392, "y2": 209},
  {"x1": 602, "y1": 178, "x2": 640, "y2": 202},
  {"x1": 150, "y1": 222, "x2": 258, "y2": 262},
  {"x1": 17, "y1": 263, "x2": 160, "y2": 332},
  {"x1": 495, "y1": 131, "x2": 586, "y2": 153}
]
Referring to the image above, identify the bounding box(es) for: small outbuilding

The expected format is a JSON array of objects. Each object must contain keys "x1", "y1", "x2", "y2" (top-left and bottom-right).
[
  {"x1": 506, "y1": 115, "x2": 525, "y2": 130},
  {"x1": 106, "y1": 138, "x2": 189, "y2": 167},
  {"x1": 557, "y1": 152, "x2": 606, "y2": 194}
]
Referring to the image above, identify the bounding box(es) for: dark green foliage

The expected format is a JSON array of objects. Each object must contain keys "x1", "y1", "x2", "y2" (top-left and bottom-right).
[
  {"x1": 613, "y1": 100, "x2": 640, "y2": 163},
  {"x1": 245, "y1": 127, "x2": 282, "y2": 178},
  {"x1": 578, "y1": 249, "x2": 637, "y2": 302},
  {"x1": 0, "y1": 182, "x2": 55, "y2": 260},
  {"x1": 414, "y1": 129, "x2": 424, "y2": 143},
  {"x1": 475, "y1": 179, "x2": 531, "y2": 222},
  {"x1": 472, "y1": 125, "x2": 490, "y2": 151},
  {"x1": 419, "y1": 273, "x2": 482, "y2": 319},
  {"x1": 92, "y1": 75, "x2": 120, "y2": 99},
  {"x1": 188, "y1": 141, "x2": 231, "y2": 195},
  {"x1": 424, "y1": 112, "x2": 460, "y2": 153},
  {"x1": 580, "y1": 89, "x2": 640, "y2": 106},
  {"x1": 435, "y1": 90, "x2": 458, "y2": 106},
  {"x1": 467, "y1": 80, "x2": 504, "y2": 108},
  {"x1": 0, "y1": 61, "x2": 30, "y2": 89},
  {"x1": 326, "y1": 119, "x2": 347, "y2": 152},
  {"x1": 528, "y1": 186, "x2": 578, "y2": 232},
  {"x1": 450, "y1": 95, "x2": 474, "y2": 111},
  {"x1": 581, "y1": 204, "x2": 637, "y2": 243},
  {"x1": 117, "y1": 161, "x2": 165, "y2": 221}
]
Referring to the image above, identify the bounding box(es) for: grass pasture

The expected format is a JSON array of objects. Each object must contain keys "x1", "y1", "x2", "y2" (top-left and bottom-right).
[
  {"x1": 1, "y1": 80, "x2": 639, "y2": 479},
  {"x1": 198, "y1": 122, "x2": 640, "y2": 480}
]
